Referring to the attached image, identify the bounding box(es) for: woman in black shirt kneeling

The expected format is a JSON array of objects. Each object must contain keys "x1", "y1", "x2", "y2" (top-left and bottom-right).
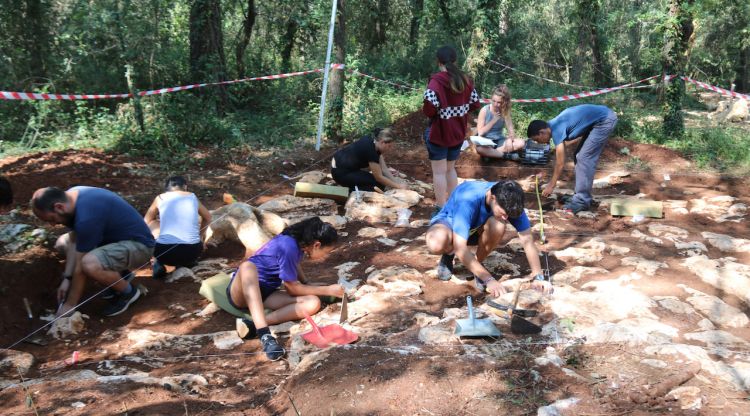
[{"x1": 331, "y1": 127, "x2": 406, "y2": 192}]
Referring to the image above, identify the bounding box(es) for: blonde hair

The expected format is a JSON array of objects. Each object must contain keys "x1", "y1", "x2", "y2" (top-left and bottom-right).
[
  {"x1": 374, "y1": 127, "x2": 394, "y2": 143},
  {"x1": 491, "y1": 84, "x2": 512, "y2": 117}
]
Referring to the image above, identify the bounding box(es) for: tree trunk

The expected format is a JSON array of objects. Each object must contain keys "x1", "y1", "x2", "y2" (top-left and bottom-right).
[
  {"x1": 326, "y1": 0, "x2": 346, "y2": 143},
  {"x1": 374, "y1": 0, "x2": 389, "y2": 48},
  {"x1": 662, "y1": 0, "x2": 694, "y2": 140},
  {"x1": 588, "y1": 1, "x2": 607, "y2": 85},
  {"x1": 189, "y1": 0, "x2": 229, "y2": 113},
  {"x1": 24, "y1": 0, "x2": 48, "y2": 79},
  {"x1": 281, "y1": 16, "x2": 298, "y2": 72},
  {"x1": 436, "y1": 0, "x2": 455, "y2": 36},
  {"x1": 409, "y1": 0, "x2": 423, "y2": 45},
  {"x1": 465, "y1": 0, "x2": 494, "y2": 85},
  {"x1": 235, "y1": 0, "x2": 256, "y2": 79}
]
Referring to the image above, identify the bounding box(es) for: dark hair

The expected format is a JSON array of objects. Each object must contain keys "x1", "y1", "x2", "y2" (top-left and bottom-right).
[
  {"x1": 165, "y1": 176, "x2": 188, "y2": 191},
  {"x1": 436, "y1": 46, "x2": 468, "y2": 94},
  {"x1": 527, "y1": 120, "x2": 549, "y2": 138},
  {"x1": 31, "y1": 187, "x2": 67, "y2": 212},
  {"x1": 281, "y1": 217, "x2": 338, "y2": 247},
  {"x1": 0, "y1": 177, "x2": 12, "y2": 206},
  {"x1": 490, "y1": 180, "x2": 525, "y2": 218},
  {"x1": 372, "y1": 127, "x2": 394, "y2": 143}
]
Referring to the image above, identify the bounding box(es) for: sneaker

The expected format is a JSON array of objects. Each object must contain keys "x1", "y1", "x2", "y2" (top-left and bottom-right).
[
  {"x1": 236, "y1": 318, "x2": 257, "y2": 340},
  {"x1": 563, "y1": 201, "x2": 589, "y2": 215},
  {"x1": 152, "y1": 261, "x2": 167, "y2": 280},
  {"x1": 101, "y1": 285, "x2": 141, "y2": 317},
  {"x1": 436, "y1": 254, "x2": 455, "y2": 281},
  {"x1": 260, "y1": 334, "x2": 285, "y2": 361},
  {"x1": 102, "y1": 270, "x2": 134, "y2": 300}
]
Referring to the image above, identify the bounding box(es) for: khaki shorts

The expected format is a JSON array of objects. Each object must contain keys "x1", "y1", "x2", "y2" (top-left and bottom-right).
[{"x1": 91, "y1": 240, "x2": 154, "y2": 272}]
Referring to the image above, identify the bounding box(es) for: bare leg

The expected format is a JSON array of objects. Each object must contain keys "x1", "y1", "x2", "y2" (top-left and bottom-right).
[
  {"x1": 475, "y1": 217, "x2": 507, "y2": 262},
  {"x1": 229, "y1": 262, "x2": 270, "y2": 328},
  {"x1": 81, "y1": 254, "x2": 129, "y2": 292},
  {"x1": 262, "y1": 292, "x2": 321, "y2": 325},
  {"x1": 430, "y1": 159, "x2": 448, "y2": 206},
  {"x1": 476, "y1": 146, "x2": 506, "y2": 159},
  {"x1": 426, "y1": 223, "x2": 454, "y2": 255},
  {"x1": 446, "y1": 159, "x2": 458, "y2": 199}
]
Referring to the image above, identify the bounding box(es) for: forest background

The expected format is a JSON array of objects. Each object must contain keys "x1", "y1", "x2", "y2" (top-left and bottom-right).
[{"x1": 1, "y1": 0, "x2": 748, "y2": 170}]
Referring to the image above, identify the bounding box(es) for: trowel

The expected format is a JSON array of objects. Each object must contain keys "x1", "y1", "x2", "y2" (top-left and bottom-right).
[{"x1": 454, "y1": 296, "x2": 502, "y2": 337}]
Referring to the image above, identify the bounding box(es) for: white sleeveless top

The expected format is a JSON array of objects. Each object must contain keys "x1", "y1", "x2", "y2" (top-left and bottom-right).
[{"x1": 156, "y1": 192, "x2": 201, "y2": 245}]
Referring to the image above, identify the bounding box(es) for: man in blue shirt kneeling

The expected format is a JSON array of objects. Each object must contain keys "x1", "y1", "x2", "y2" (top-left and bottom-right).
[{"x1": 425, "y1": 180, "x2": 552, "y2": 297}]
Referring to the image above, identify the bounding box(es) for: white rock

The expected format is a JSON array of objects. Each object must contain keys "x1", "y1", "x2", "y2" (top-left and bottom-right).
[
  {"x1": 608, "y1": 245, "x2": 630, "y2": 256},
  {"x1": 376, "y1": 237, "x2": 398, "y2": 246},
  {"x1": 48, "y1": 312, "x2": 86, "y2": 339},
  {"x1": 482, "y1": 251, "x2": 522, "y2": 276},
  {"x1": 681, "y1": 256, "x2": 750, "y2": 306},
  {"x1": 418, "y1": 324, "x2": 459, "y2": 345},
  {"x1": 654, "y1": 296, "x2": 695, "y2": 314},
  {"x1": 631, "y1": 229, "x2": 663, "y2": 245},
  {"x1": 318, "y1": 215, "x2": 347, "y2": 230},
  {"x1": 666, "y1": 386, "x2": 702, "y2": 410},
  {"x1": 258, "y1": 195, "x2": 338, "y2": 220},
  {"x1": 535, "y1": 347, "x2": 564, "y2": 367},
  {"x1": 674, "y1": 240, "x2": 708, "y2": 256},
  {"x1": 205, "y1": 203, "x2": 282, "y2": 255},
  {"x1": 697, "y1": 319, "x2": 715, "y2": 330},
  {"x1": 196, "y1": 302, "x2": 221, "y2": 317},
  {"x1": 366, "y1": 266, "x2": 423, "y2": 296},
  {"x1": 684, "y1": 330, "x2": 750, "y2": 348},
  {"x1": 701, "y1": 232, "x2": 750, "y2": 252},
  {"x1": 648, "y1": 224, "x2": 689, "y2": 240},
  {"x1": 576, "y1": 211, "x2": 596, "y2": 219},
  {"x1": 645, "y1": 343, "x2": 750, "y2": 391},
  {"x1": 552, "y1": 237, "x2": 606, "y2": 265},
  {"x1": 212, "y1": 332, "x2": 243, "y2": 350},
  {"x1": 723, "y1": 98, "x2": 748, "y2": 122},
  {"x1": 344, "y1": 190, "x2": 421, "y2": 223},
  {"x1": 679, "y1": 285, "x2": 749, "y2": 328},
  {"x1": 537, "y1": 397, "x2": 580, "y2": 416},
  {"x1": 166, "y1": 267, "x2": 195, "y2": 283},
  {"x1": 621, "y1": 256, "x2": 668, "y2": 275},
  {"x1": 414, "y1": 313, "x2": 440, "y2": 328},
  {"x1": 71, "y1": 402, "x2": 86, "y2": 408},
  {"x1": 357, "y1": 227, "x2": 387, "y2": 238},
  {"x1": 579, "y1": 318, "x2": 677, "y2": 346},
  {"x1": 547, "y1": 283, "x2": 657, "y2": 326},
  {"x1": 298, "y1": 170, "x2": 327, "y2": 184},
  {"x1": 0, "y1": 350, "x2": 35, "y2": 377},
  {"x1": 334, "y1": 262, "x2": 360, "y2": 280}
]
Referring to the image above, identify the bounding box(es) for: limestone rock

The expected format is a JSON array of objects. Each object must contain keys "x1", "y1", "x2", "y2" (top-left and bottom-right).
[
  {"x1": 334, "y1": 262, "x2": 360, "y2": 280},
  {"x1": 701, "y1": 232, "x2": 750, "y2": 252},
  {"x1": 376, "y1": 237, "x2": 398, "y2": 246},
  {"x1": 553, "y1": 266, "x2": 609, "y2": 285},
  {"x1": 644, "y1": 343, "x2": 750, "y2": 391},
  {"x1": 0, "y1": 350, "x2": 35, "y2": 378},
  {"x1": 205, "y1": 203, "x2": 276, "y2": 255},
  {"x1": 608, "y1": 245, "x2": 630, "y2": 256},
  {"x1": 722, "y1": 98, "x2": 748, "y2": 122},
  {"x1": 681, "y1": 256, "x2": 750, "y2": 306},
  {"x1": 344, "y1": 189, "x2": 421, "y2": 223},
  {"x1": 298, "y1": 170, "x2": 327, "y2": 184},
  {"x1": 258, "y1": 195, "x2": 338, "y2": 221},
  {"x1": 648, "y1": 224, "x2": 689, "y2": 240},
  {"x1": 318, "y1": 215, "x2": 347, "y2": 230},
  {"x1": 366, "y1": 266, "x2": 423, "y2": 296},
  {"x1": 358, "y1": 227, "x2": 387, "y2": 238},
  {"x1": 654, "y1": 296, "x2": 695, "y2": 314},
  {"x1": 48, "y1": 311, "x2": 86, "y2": 339},
  {"x1": 579, "y1": 318, "x2": 677, "y2": 346},
  {"x1": 640, "y1": 358, "x2": 668, "y2": 369},
  {"x1": 537, "y1": 397, "x2": 580, "y2": 416},
  {"x1": 212, "y1": 332, "x2": 243, "y2": 350},
  {"x1": 552, "y1": 237, "x2": 606, "y2": 265},
  {"x1": 191, "y1": 258, "x2": 230, "y2": 279},
  {"x1": 631, "y1": 229, "x2": 663, "y2": 245},
  {"x1": 482, "y1": 251, "x2": 522, "y2": 276},
  {"x1": 684, "y1": 330, "x2": 750, "y2": 349},
  {"x1": 679, "y1": 284, "x2": 749, "y2": 328},
  {"x1": 621, "y1": 256, "x2": 668, "y2": 275},
  {"x1": 592, "y1": 171, "x2": 630, "y2": 189},
  {"x1": 673, "y1": 240, "x2": 708, "y2": 256},
  {"x1": 690, "y1": 196, "x2": 746, "y2": 222},
  {"x1": 534, "y1": 347, "x2": 563, "y2": 367},
  {"x1": 697, "y1": 319, "x2": 715, "y2": 330},
  {"x1": 665, "y1": 200, "x2": 689, "y2": 215},
  {"x1": 547, "y1": 282, "x2": 657, "y2": 327},
  {"x1": 166, "y1": 267, "x2": 195, "y2": 283},
  {"x1": 418, "y1": 323, "x2": 458, "y2": 345},
  {"x1": 414, "y1": 312, "x2": 440, "y2": 328},
  {"x1": 666, "y1": 386, "x2": 702, "y2": 410}
]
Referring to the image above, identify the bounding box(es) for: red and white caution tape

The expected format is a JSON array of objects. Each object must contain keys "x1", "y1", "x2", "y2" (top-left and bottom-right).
[
  {"x1": 0, "y1": 66, "x2": 336, "y2": 101},
  {"x1": 681, "y1": 76, "x2": 750, "y2": 100}
]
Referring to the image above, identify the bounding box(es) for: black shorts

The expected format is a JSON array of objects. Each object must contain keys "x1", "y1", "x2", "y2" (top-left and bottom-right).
[
  {"x1": 226, "y1": 271, "x2": 278, "y2": 310},
  {"x1": 154, "y1": 242, "x2": 203, "y2": 267}
]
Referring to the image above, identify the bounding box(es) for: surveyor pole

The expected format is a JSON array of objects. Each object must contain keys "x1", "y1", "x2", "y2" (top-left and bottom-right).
[{"x1": 315, "y1": 0, "x2": 339, "y2": 151}]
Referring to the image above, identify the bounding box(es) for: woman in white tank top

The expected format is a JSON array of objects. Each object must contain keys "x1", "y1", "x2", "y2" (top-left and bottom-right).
[{"x1": 144, "y1": 176, "x2": 212, "y2": 279}]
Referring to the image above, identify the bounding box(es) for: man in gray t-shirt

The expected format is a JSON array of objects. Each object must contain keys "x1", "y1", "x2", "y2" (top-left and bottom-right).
[{"x1": 32, "y1": 186, "x2": 154, "y2": 317}]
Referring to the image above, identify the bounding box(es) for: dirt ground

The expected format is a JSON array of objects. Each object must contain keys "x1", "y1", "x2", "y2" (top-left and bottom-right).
[{"x1": 1, "y1": 110, "x2": 749, "y2": 415}]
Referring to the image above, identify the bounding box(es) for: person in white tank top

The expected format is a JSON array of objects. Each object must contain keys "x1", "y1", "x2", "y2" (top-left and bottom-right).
[{"x1": 144, "y1": 176, "x2": 212, "y2": 279}]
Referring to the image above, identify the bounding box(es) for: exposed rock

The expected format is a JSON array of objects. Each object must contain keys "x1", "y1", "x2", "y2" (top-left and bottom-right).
[
  {"x1": 191, "y1": 258, "x2": 230, "y2": 279},
  {"x1": 366, "y1": 266, "x2": 423, "y2": 296},
  {"x1": 608, "y1": 245, "x2": 630, "y2": 256},
  {"x1": 684, "y1": 330, "x2": 750, "y2": 349},
  {"x1": 552, "y1": 237, "x2": 606, "y2": 265},
  {"x1": 0, "y1": 223, "x2": 30, "y2": 243},
  {"x1": 666, "y1": 386, "x2": 702, "y2": 410},
  {"x1": 553, "y1": 266, "x2": 609, "y2": 285},
  {"x1": 205, "y1": 203, "x2": 277, "y2": 255},
  {"x1": 493, "y1": 287, "x2": 543, "y2": 310},
  {"x1": 357, "y1": 227, "x2": 387, "y2": 238},
  {"x1": 592, "y1": 171, "x2": 630, "y2": 189},
  {"x1": 212, "y1": 332, "x2": 243, "y2": 350},
  {"x1": 690, "y1": 196, "x2": 746, "y2": 222},
  {"x1": 621, "y1": 256, "x2": 667, "y2": 275},
  {"x1": 298, "y1": 170, "x2": 327, "y2": 184},
  {"x1": 722, "y1": 98, "x2": 748, "y2": 122},
  {"x1": 681, "y1": 255, "x2": 750, "y2": 306},
  {"x1": 575, "y1": 211, "x2": 596, "y2": 219},
  {"x1": 0, "y1": 350, "x2": 35, "y2": 378},
  {"x1": 376, "y1": 237, "x2": 398, "y2": 246},
  {"x1": 418, "y1": 323, "x2": 458, "y2": 345},
  {"x1": 578, "y1": 318, "x2": 677, "y2": 346},
  {"x1": 697, "y1": 319, "x2": 715, "y2": 330},
  {"x1": 48, "y1": 312, "x2": 87, "y2": 339},
  {"x1": 482, "y1": 251, "x2": 522, "y2": 276},
  {"x1": 98, "y1": 372, "x2": 208, "y2": 395},
  {"x1": 196, "y1": 302, "x2": 221, "y2": 317},
  {"x1": 534, "y1": 347, "x2": 563, "y2": 367},
  {"x1": 648, "y1": 224, "x2": 689, "y2": 240},
  {"x1": 258, "y1": 195, "x2": 338, "y2": 221},
  {"x1": 665, "y1": 200, "x2": 689, "y2": 215},
  {"x1": 344, "y1": 189, "x2": 421, "y2": 223},
  {"x1": 640, "y1": 358, "x2": 668, "y2": 369},
  {"x1": 631, "y1": 229, "x2": 663, "y2": 245},
  {"x1": 414, "y1": 313, "x2": 440, "y2": 328},
  {"x1": 318, "y1": 215, "x2": 347, "y2": 230},
  {"x1": 679, "y1": 284, "x2": 749, "y2": 328},
  {"x1": 673, "y1": 240, "x2": 708, "y2": 256},
  {"x1": 646, "y1": 343, "x2": 750, "y2": 392},
  {"x1": 166, "y1": 267, "x2": 195, "y2": 283},
  {"x1": 334, "y1": 262, "x2": 360, "y2": 280},
  {"x1": 654, "y1": 296, "x2": 695, "y2": 314},
  {"x1": 701, "y1": 232, "x2": 750, "y2": 252},
  {"x1": 547, "y1": 282, "x2": 658, "y2": 328},
  {"x1": 537, "y1": 397, "x2": 580, "y2": 416}
]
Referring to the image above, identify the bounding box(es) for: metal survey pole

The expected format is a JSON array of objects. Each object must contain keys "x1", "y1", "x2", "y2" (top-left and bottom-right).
[{"x1": 315, "y1": 0, "x2": 339, "y2": 151}]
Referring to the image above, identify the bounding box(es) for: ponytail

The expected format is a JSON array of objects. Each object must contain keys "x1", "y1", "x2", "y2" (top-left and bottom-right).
[{"x1": 436, "y1": 46, "x2": 468, "y2": 94}]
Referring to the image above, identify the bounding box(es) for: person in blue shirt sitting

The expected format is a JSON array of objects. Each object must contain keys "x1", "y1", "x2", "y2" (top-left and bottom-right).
[
  {"x1": 527, "y1": 104, "x2": 618, "y2": 213},
  {"x1": 227, "y1": 217, "x2": 344, "y2": 361},
  {"x1": 425, "y1": 180, "x2": 552, "y2": 297}
]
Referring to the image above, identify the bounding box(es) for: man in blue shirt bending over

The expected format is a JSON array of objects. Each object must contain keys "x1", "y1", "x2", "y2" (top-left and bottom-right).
[
  {"x1": 32, "y1": 186, "x2": 155, "y2": 317},
  {"x1": 425, "y1": 180, "x2": 552, "y2": 297},
  {"x1": 527, "y1": 104, "x2": 618, "y2": 213}
]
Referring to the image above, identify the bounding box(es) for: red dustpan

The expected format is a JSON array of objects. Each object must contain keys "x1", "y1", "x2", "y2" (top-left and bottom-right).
[{"x1": 301, "y1": 314, "x2": 358, "y2": 348}]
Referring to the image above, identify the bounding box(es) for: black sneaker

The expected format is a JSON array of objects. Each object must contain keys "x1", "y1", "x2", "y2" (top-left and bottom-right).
[
  {"x1": 101, "y1": 285, "x2": 141, "y2": 317},
  {"x1": 260, "y1": 334, "x2": 285, "y2": 361},
  {"x1": 236, "y1": 318, "x2": 257, "y2": 340},
  {"x1": 436, "y1": 254, "x2": 455, "y2": 281},
  {"x1": 152, "y1": 261, "x2": 167, "y2": 280},
  {"x1": 102, "y1": 270, "x2": 134, "y2": 300}
]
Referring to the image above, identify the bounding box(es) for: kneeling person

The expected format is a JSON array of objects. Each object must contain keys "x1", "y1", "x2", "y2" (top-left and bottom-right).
[
  {"x1": 425, "y1": 180, "x2": 552, "y2": 296},
  {"x1": 227, "y1": 217, "x2": 344, "y2": 361},
  {"x1": 331, "y1": 127, "x2": 406, "y2": 192},
  {"x1": 32, "y1": 186, "x2": 155, "y2": 317}
]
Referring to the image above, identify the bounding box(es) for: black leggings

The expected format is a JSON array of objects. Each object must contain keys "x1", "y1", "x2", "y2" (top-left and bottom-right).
[
  {"x1": 153, "y1": 242, "x2": 203, "y2": 267},
  {"x1": 331, "y1": 168, "x2": 384, "y2": 192}
]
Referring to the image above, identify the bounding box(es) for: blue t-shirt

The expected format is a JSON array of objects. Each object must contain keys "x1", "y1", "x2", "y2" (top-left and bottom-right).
[
  {"x1": 72, "y1": 186, "x2": 155, "y2": 252},
  {"x1": 430, "y1": 181, "x2": 531, "y2": 240},
  {"x1": 249, "y1": 234, "x2": 303, "y2": 290},
  {"x1": 548, "y1": 104, "x2": 612, "y2": 145}
]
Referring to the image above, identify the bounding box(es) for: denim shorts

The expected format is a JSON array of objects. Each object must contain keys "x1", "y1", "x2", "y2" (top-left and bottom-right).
[{"x1": 424, "y1": 128, "x2": 462, "y2": 161}]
